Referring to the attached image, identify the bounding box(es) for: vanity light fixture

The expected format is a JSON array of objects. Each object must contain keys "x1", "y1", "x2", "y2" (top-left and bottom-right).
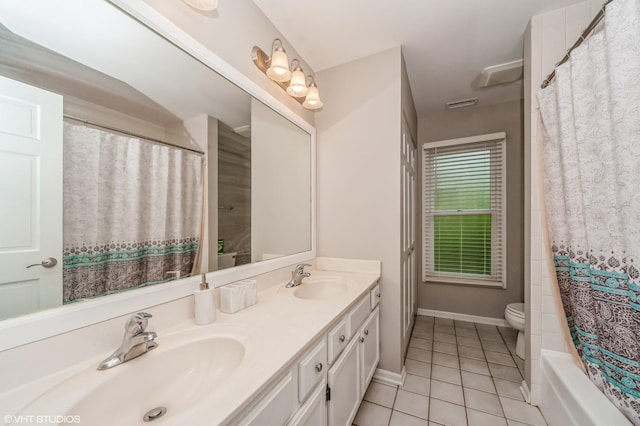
[
  {"x1": 182, "y1": 0, "x2": 218, "y2": 11},
  {"x1": 252, "y1": 39, "x2": 323, "y2": 111}
]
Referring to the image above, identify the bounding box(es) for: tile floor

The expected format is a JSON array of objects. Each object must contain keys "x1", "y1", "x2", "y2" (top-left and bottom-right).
[{"x1": 353, "y1": 315, "x2": 547, "y2": 426}]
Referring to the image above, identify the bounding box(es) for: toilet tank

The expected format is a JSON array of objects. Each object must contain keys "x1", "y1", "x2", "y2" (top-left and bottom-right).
[{"x1": 218, "y1": 252, "x2": 237, "y2": 270}]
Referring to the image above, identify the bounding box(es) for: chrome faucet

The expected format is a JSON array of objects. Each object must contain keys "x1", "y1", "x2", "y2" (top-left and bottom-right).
[
  {"x1": 286, "y1": 263, "x2": 311, "y2": 288},
  {"x1": 97, "y1": 312, "x2": 158, "y2": 370}
]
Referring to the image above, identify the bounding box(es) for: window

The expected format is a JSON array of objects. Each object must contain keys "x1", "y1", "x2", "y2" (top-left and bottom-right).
[{"x1": 422, "y1": 133, "x2": 506, "y2": 287}]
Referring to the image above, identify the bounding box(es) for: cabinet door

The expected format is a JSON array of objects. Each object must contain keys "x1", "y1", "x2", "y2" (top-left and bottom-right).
[
  {"x1": 288, "y1": 379, "x2": 327, "y2": 426},
  {"x1": 241, "y1": 370, "x2": 297, "y2": 426},
  {"x1": 327, "y1": 336, "x2": 360, "y2": 426},
  {"x1": 360, "y1": 307, "x2": 380, "y2": 395}
]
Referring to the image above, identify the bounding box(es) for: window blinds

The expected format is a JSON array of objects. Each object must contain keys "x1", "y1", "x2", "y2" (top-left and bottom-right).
[{"x1": 423, "y1": 135, "x2": 505, "y2": 286}]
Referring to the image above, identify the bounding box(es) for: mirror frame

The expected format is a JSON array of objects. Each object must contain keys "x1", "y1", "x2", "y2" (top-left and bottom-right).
[{"x1": 0, "y1": 0, "x2": 316, "y2": 351}]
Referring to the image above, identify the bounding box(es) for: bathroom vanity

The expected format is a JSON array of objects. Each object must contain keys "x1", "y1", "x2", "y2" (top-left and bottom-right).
[
  {"x1": 0, "y1": 258, "x2": 380, "y2": 425},
  {"x1": 235, "y1": 269, "x2": 381, "y2": 425}
]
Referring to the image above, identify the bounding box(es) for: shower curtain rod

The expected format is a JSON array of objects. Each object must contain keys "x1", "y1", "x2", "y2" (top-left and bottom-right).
[
  {"x1": 63, "y1": 115, "x2": 205, "y2": 155},
  {"x1": 541, "y1": 0, "x2": 613, "y2": 89}
]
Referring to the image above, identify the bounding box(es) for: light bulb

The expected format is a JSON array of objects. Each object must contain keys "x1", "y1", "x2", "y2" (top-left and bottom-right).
[
  {"x1": 303, "y1": 83, "x2": 323, "y2": 110},
  {"x1": 286, "y1": 64, "x2": 308, "y2": 97},
  {"x1": 266, "y1": 41, "x2": 291, "y2": 82}
]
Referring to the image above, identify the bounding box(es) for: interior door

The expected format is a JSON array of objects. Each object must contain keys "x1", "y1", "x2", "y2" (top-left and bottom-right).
[
  {"x1": 0, "y1": 75, "x2": 63, "y2": 320},
  {"x1": 401, "y1": 116, "x2": 417, "y2": 338}
]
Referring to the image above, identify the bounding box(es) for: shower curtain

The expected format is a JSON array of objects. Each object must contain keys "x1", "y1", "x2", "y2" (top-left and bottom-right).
[
  {"x1": 537, "y1": 0, "x2": 640, "y2": 423},
  {"x1": 62, "y1": 122, "x2": 203, "y2": 302}
]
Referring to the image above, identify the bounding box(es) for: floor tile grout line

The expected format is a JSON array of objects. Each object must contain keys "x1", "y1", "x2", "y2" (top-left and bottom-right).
[
  {"x1": 458, "y1": 324, "x2": 472, "y2": 426},
  {"x1": 389, "y1": 377, "x2": 399, "y2": 423},
  {"x1": 426, "y1": 318, "x2": 433, "y2": 425}
]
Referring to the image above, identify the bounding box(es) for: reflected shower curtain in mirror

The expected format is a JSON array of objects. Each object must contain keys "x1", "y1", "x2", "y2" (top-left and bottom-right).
[
  {"x1": 62, "y1": 122, "x2": 203, "y2": 303},
  {"x1": 538, "y1": 0, "x2": 640, "y2": 422}
]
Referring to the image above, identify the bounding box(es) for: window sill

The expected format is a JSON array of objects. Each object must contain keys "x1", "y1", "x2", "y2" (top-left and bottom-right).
[{"x1": 423, "y1": 275, "x2": 505, "y2": 288}]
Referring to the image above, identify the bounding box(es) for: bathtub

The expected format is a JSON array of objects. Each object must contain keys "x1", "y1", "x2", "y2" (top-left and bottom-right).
[{"x1": 539, "y1": 349, "x2": 632, "y2": 425}]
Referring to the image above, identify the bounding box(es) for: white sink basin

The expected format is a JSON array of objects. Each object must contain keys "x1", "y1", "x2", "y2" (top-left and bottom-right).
[
  {"x1": 292, "y1": 276, "x2": 351, "y2": 300},
  {"x1": 16, "y1": 336, "x2": 245, "y2": 425}
]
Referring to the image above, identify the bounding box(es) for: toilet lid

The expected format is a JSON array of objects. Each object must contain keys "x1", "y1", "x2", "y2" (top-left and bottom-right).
[{"x1": 506, "y1": 303, "x2": 525, "y2": 318}]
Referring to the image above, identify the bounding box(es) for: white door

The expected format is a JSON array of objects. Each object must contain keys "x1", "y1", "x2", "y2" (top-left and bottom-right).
[
  {"x1": 327, "y1": 336, "x2": 360, "y2": 426},
  {"x1": 0, "y1": 75, "x2": 63, "y2": 320},
  {"x1": 359, "y1": 308, "x2": 380, "y2": 395},
  {"x1": 288, "y1": 379, "x2": 327, "y2": 426},
  {"x1": 401, "y1": 116, "x2": 417, "y2": 338}
]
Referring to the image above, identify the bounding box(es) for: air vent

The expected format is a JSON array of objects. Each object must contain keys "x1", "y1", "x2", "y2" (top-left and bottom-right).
[
  {"x1": 478, "y1": 60, "x2": 523, "y2": 88},
  {"x1": 446, "y1": 97, "x2": 478, "y2": 110}
]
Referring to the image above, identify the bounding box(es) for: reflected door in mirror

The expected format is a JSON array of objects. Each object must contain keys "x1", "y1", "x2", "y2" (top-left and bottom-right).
[{"x1": 0, "y1": 76, "x2": 63, "y2": 320}]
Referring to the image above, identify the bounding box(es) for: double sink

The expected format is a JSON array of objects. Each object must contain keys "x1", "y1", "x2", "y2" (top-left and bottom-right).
[{"x1": 10, "y1": 274, "x2": 354, "y2": 425}]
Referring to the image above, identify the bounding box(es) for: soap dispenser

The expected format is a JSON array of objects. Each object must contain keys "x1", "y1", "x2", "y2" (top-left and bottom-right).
[{"x1": 194, "y1": 273, "x2": 216, "y2": 325}]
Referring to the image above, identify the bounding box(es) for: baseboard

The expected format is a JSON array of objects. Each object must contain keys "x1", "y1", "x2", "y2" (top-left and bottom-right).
[
  {"x1": 520, "y1": 379, "x2": 531, "y2": 403},
  {"x1": 417, "y1": 308, "x2": 508, "y2": 327},
  {"x1": 373, "y1": 366, "x2": 406, "y2": 386}
]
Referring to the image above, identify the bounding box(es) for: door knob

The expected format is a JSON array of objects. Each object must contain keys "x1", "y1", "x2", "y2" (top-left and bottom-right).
[{"x1": 26, "y1": 257, "x2": 58, "y2": 268}]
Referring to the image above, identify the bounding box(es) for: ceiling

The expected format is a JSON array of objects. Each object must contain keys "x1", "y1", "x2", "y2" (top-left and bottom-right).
[{"x1": 251, "y1": 0, "x2": 582, "y2": 115}]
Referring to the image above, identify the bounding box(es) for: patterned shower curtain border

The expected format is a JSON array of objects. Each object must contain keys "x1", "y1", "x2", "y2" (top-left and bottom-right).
[
  {"x1": 63, "y1": 237, "x2": 200, "y2": 267},
  {"x1": 552, "y1": 245, "x2": 640, "y2": 402},
  {"x1": 62, "y1": 237, "x2": 200, "y2": 303},
  {"x1": 63, "y1": 273, "x2": 194, "y2": 304}
]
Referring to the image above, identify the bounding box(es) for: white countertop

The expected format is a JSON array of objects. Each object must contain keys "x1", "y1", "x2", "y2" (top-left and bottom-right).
[{"x1": 1, "y1": 258, "x2": 380, "y2": 426}]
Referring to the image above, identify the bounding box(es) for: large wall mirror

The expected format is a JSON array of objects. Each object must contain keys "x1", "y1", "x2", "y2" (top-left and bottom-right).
[{"x1": 0, "y1": 0, "x2": 313, "y2": 324}]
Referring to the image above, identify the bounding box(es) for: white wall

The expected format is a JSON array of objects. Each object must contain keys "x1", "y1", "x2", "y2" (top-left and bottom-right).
[
  {"x1": 525, "y1": 0, "x2": 600, "y2": 404},
  {"x1": 141, "y1": 0, "x2": 315, "y2": 126},
  {"x1": 316, "y1": 47, "x2": 407, "y2": 375},
  {"x1": 251, "y1": 99, "x2": 311, "y2": 261}
]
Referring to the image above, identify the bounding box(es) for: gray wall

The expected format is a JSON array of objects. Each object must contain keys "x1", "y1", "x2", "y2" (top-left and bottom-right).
[
  {"x1": 218, "y1": 123, "x2": 251, "y2": 266},
  {"x1": 417, "y1": 100, "x2": 524, "y2": 319}
]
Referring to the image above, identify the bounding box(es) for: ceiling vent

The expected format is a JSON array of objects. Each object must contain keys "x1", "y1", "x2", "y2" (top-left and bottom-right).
[
  {"x1": 446, "y1": 97, "x2": 478, "y2": 109},
  {"x1": 477, "y1": 59, "x2": 523, "y2": 88}
]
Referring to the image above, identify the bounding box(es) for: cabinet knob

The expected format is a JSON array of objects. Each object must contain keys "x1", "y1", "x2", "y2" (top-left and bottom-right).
[
  {"x1": 315, "y1": 362, "x2": 323, "y2": 372},
  {"x1": 376, "y1": 292, "x2": 381, "y2": 298},
  {"x1": 339, "y1": 334, "x2": 346, "y2": 342},
  {"x1": 364, "y1": 329, "x2": 369, "y2": 336},
  {"x1": 359, "y1": 336, "x2": 365, "y2": 343}
]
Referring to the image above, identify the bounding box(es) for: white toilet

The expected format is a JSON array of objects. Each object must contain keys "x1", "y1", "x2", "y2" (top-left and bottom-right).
[
  {"x1": 218, "y1": 252, "x2": 237, "y2": 270},
  {"x1": 504, "y1": 302, "x2": 525, "y2": 359}
]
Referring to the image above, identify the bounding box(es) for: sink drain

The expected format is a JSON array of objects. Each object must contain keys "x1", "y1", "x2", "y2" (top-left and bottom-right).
[{"x1": 143, "y1": 406, "x2": 167, "y2": 422}]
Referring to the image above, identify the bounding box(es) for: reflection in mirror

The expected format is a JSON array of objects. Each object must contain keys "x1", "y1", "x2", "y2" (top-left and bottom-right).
[
  {"x1": 251, "y1": 99, "x2": 312, "y2": 262},
  {"x1": 0, "y1": 0, "x2": 312, "y2": 321}
]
